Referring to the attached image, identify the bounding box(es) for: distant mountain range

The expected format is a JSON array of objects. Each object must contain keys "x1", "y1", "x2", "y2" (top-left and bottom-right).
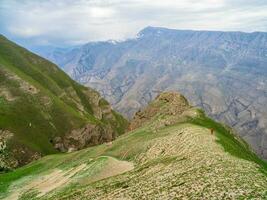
[{"x1": 36, "y1": 26, "x2": 267, "y2": 160}]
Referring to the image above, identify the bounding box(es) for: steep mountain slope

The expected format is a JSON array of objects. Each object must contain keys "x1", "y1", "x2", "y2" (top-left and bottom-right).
[
  {"x1": 38, "y1": 27, "x2": 267, "y2": 160},
  {"x1": 0, "y1": 35, "x2": 128, "y2": 171},
  {"x1": 0, "y1": 92, "x2": 266, "y2": 199}
]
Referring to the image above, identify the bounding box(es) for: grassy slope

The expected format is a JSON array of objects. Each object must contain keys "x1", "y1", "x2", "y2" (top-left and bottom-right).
[
  {"x1": 0, "y1": 35, "x2": 127, "y2": 168},
  {"x1": 0, "y1": 105, "x2": 266, "y2": 199},
  {"x1": 188, "y1": 110, "x2": 267, "y2": 171}
]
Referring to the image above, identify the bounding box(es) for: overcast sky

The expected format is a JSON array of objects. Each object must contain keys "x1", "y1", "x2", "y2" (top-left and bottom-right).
[{"x1": 0, "y1": 0, "x2": 267, "y2": 47}]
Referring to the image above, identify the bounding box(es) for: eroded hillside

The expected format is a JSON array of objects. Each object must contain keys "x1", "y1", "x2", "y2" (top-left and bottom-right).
[{"x1": 0, "y1": 35, "x2": 128, "y2": 171}]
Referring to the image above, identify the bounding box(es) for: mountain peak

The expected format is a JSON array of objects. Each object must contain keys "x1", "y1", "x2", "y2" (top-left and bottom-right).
[
  {"x1": 137, "y1": 26, "x2": 168, "y2": 37},
  {"x1": 137, "y1": 26, "x2": 198, "y2": 38}
]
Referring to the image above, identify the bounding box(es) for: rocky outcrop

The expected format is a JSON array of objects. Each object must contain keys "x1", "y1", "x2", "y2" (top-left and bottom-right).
[
  {"x1": 129, "y1": 92, "x2": 190, "y2": 130},
  {"x1": 0, "y1": 130, "x2": 17, "y2": 171},
  {"x1": 52, "y1": 123, "x2": 115, "y2": 152},
  {"x1": 0, "y1": 130, "x2": 41, "y2": 171}
]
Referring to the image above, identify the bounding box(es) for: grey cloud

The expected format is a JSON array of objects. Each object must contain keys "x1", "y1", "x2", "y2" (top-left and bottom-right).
[{"x1": 0, "y1": 0, "x2": 266, "y2": 47}]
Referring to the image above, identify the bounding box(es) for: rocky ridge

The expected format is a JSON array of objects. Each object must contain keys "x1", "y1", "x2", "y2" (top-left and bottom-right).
[{"x1": 1, "y1": 92, "x2": 266, "y2": 199}]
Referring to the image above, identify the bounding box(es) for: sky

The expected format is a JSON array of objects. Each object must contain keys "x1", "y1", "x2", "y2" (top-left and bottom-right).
[{"x1": 0, "y1": 0, "x2": 267, "y2": 47}]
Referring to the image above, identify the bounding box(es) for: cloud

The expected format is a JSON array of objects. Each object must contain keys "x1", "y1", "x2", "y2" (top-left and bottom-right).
[{"x1": 0, "y1": 0, "x2": 266, "y2": 46}]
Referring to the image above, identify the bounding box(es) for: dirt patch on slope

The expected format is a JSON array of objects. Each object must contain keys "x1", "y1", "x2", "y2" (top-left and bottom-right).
[
  {"x1": 34, "y1": 164, "x2": 87, "y2": 197},
  {"x1": 6, "y1": 164, "x2": 87, "y2": 200},
  {"x1": 87, "y1": 157, "x2": 134, "y2": 184},
  {"x1": 6, "y1": 157, "x2": 134, "y2": 200},
  {"x1": 0, "y1": 87, "x2": 17, "y2": 101}
]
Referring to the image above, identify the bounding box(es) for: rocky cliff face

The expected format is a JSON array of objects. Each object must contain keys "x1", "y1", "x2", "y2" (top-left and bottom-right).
[
  {"x1": 37, "y1": 27, "x2": 267, "y2": 160},
  {"x1": 0, "y1": 35, "x2": 128, "y2": 170}
]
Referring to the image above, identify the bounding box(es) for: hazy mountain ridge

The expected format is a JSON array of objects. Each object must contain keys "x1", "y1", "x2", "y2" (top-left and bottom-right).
[
  {"x1": 0, "y1": 35, "x2": 128, "y2": 170},
  {"x1": 37, "y1": 27, "x2": 267, "y2": 159}
]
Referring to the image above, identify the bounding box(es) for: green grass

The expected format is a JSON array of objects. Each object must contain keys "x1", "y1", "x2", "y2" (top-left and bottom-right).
[
  {"x1": 0, "y1": 162, "x2": 44, "y2": 196},
  {"x1": 0, "y1": 125, "x2": 168, "y2": 196},
  {"x1": 0, "y1": 110, "x2": 267, "y2": 199}
]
